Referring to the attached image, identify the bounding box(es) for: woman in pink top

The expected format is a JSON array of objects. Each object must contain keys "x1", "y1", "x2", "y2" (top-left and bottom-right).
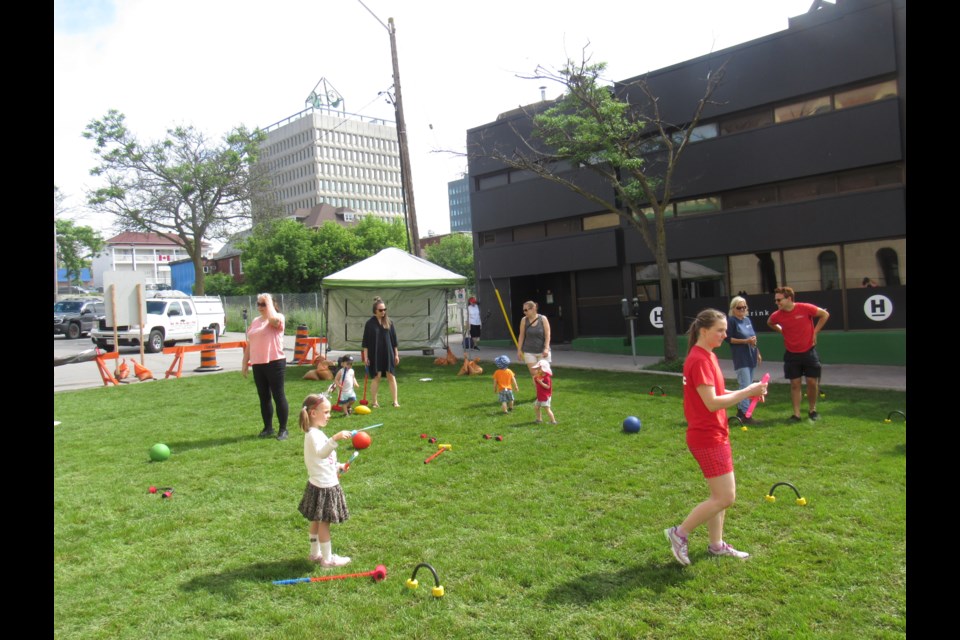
[{"x1": 242, "y1": 293, "x2": 290, "y2": 440}]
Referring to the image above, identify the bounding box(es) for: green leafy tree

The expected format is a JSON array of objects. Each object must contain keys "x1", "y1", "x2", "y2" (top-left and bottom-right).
[
  {"x1": 424, "y1": 233, "x2": 474, "y2": 283},
  {"x1": 483, "y1": 56, "x2": 725, "y2": 361},
  {"x1": 83, "y1": 110, "x2": 271, "y2": 295},
  {"x1": 202, "y1": 272, "x2": 249, "y2": 297},
  {"x1": 55, "y1": 218, "x2": 105, "y2": 286},
  {"x1": 241, "y1": 217, "x2": 407, "y2": 293},
  {"x1": 240, "y1": 219, "x2": 325, "y2": 294},
  {"x1": 352, "y1": 216, "x2": 408, "y2": 256}
]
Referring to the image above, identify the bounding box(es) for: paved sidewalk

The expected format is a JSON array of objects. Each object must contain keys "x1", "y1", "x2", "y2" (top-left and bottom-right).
[{"x1": 54, "y1": 332, "x2": 905, "y2": 392}]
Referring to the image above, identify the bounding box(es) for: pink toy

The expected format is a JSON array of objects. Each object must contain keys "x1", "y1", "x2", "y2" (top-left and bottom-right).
[{"x1": 744, "y1": 373, "x2": 770, "y2": 419}]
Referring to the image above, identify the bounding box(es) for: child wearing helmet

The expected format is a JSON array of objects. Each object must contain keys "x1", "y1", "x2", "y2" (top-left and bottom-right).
[{"x1": 492, "y1": 355, "x2": 519, "y2": 414}]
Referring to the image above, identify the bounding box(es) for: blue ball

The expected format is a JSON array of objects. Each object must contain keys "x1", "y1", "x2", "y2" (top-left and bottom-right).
[{"x1": 623, "y1": 416, "x2": 641, "y2": 433}]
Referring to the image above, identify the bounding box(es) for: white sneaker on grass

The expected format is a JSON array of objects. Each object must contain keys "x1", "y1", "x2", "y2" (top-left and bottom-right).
[
  {"x1": 708, "y1": 542, "x2": 750, "y2": 559},
  {"x1": 320, "y1": 554, "x2": 351, "y2": 568},
  {"x1": 664, "y1": 526, "x2": 690, "y2": 566}
]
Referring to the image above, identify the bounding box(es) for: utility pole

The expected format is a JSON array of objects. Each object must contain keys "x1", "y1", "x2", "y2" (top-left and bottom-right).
[
  {"x1": 357, "y1": 1, "x2": 422, "y2": 257},
  {"x1": 387, "y1": 18, "x2": 421, "y2": 257}
]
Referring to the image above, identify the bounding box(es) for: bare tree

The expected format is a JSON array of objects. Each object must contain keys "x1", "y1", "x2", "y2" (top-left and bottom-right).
[{"x1": 473, "y1": 53, "x2": 726, "y2": 361}]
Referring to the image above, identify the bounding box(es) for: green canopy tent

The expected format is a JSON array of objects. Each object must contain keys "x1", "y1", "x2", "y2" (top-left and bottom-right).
[{"x1": 322, "y1": 247, "x2": 468, "y2": 351}]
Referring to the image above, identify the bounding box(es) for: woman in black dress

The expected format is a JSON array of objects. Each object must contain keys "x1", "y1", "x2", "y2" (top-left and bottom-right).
[{"x1": 361, "y1": 296, "x2": 400, "y2": 408}]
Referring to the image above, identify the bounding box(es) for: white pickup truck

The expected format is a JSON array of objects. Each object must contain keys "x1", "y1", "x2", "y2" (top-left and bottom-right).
[{"x1": 91, "y1": 293, "x2": 226, "y2": 353}]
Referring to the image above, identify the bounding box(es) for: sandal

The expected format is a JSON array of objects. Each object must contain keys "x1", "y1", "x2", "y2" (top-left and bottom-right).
[
  {"x1": 372, "y1": 403, "x2": 380, "y2": 408},
  {"x1": 393, "y1": 402, "x2": 401, "y2": 408}
]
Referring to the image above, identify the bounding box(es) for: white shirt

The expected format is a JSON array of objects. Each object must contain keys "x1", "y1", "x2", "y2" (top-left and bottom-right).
[{"x1": 304, "y1": 428, "x2": 340, "y2": 488}]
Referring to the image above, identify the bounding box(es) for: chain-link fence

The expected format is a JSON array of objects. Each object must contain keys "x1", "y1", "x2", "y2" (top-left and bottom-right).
[
  {"x1": 224, "y1": 293, "x2": 464, "y2": 339},
  {"x1": 224, "y1": 292, "x2": 326, "y2": 336}
]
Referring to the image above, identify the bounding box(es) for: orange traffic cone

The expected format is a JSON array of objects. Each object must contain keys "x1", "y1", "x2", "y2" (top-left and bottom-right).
[
  {"x1": 133, "y1": 360, "x2": 155, "y2": 382},
  {"x1": 114, "y1": 358, "x2": 130, "y2": 380}
]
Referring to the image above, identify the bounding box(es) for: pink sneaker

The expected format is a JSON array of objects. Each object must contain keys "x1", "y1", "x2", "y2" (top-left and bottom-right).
[
  {"x1": 708, "y1": 542, "x2": 750, "y2": 559},
  {"x1": 320, "y1": 554, "x2": 351, "y2": 568}
]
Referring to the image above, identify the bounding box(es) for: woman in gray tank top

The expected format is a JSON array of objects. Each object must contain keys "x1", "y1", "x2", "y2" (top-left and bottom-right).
[{"x1": 516, "y1": 300, "x2": 552, "y2": 382}]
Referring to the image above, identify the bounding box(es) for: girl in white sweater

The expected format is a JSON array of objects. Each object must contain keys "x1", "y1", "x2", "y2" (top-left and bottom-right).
[{"x1": 296, "y1": 394, "x2": 353, "y2": 567}]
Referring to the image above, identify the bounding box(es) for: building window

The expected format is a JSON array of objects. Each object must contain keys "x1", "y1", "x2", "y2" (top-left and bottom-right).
[
  {"x1": 547, "y1": 218, "x2": 581, "y2": 236},
  {"x1": 678, "y1": 257, "x2": 727, "y2": 299},
  {"x1": 723, "y1": 185, "x2": 778, "y2": 210},
  {"x1": 818, "y1": 250, "x2": 840, "y2": 290},
  {"x1": 634, "y1": 264, "x2": 660, "y2": 302},
  {"x1": 583, "y1": 212, "x2": 620, "y2": 230},
  {"x1": 477, "y1": 173, "x2": 509, "y2": 190},
  {"x1": 836, "y1": 165, "x2": 903, "y2": 192},
  {"x1": 510, "y1": 169, "x2": 538, "y2": 183},
  {"x1": 876, "y1": 247, "x2": 901, "y2": 286},
  {"x1": 779, "y1": 175, "x2": 837, "y2": 202},
  {"x1": 757, "y1": 252, "x2": 779, "y2": 294},
  {"x1": 513, "y1": 223, "x2": 545, "y2": 242},
  {"x1": 774, "y1": 95, "x2": 832, "y2": 123},
  {"x1": 834, "y1": 79, "x2": 898, "y2": 109},
  {"x1": 720, "y1": 108, "x2": 773, "y2": 135},
  {"x1": 675, "y1": 197, "x2": 720, "y2": 217}
]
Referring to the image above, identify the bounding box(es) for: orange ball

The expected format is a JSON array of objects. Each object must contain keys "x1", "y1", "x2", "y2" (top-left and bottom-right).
[{"x1": 352, "y1": 431, "x2": 372, "y2": 450}]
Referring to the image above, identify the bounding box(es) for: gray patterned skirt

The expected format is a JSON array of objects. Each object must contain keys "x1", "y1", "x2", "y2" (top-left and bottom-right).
[{"x1": 298, "y1": 482, "x2": 350, "y2": 523}]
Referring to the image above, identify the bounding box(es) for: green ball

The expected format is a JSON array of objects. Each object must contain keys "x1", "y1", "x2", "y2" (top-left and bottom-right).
[{"x1": 149, "y1": 443, "x2": 171, "y2": 462}]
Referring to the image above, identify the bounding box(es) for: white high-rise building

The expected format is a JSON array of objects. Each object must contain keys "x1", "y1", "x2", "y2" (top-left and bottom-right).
[{"x1": 259, "y1": 107, "x2": 405, "y2": 221}]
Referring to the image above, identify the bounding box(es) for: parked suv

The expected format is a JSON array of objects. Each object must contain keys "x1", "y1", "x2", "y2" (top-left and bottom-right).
[{"x1": 54, "y1": 299, "x2": 105, "y2": 339}]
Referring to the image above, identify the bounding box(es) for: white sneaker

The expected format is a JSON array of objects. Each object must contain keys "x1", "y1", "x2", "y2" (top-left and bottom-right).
[
  {"x1": 320, "y1": 554, "x2": 352, "y2": 568},
  {"x1": 708, "y1": 542, "x2": 750, "y2": 559},
  {"x1": 664, "y1": 526, "x2": 690, "y2": 566}
]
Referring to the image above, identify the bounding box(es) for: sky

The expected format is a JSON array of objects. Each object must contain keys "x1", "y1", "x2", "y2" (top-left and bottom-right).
[{"x1": 54, "y1": 0, "x2": 815, "y2": 243}]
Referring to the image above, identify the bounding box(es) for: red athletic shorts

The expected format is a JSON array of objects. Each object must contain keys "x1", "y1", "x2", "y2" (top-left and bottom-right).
[{"x1": 689, "y1": 442, "x2": 734, "y2": 479}]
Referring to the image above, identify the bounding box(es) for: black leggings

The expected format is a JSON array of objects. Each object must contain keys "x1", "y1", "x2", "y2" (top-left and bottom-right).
[{"x1": 252, "y1": 358, "x2": 289, "y2": 430}]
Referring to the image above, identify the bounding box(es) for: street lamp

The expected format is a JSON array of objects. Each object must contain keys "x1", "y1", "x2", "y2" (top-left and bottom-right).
[{"x1": 357, "y1": 1, "x2": 422, "y2": 257}]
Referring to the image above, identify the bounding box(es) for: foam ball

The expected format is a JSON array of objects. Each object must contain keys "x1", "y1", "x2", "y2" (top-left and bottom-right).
[
  {"x1": 149, "y1": 443, "x2": 171, "y2": 461},
  {"x1": 353, "y1": 405, "x2": 371, "y2": 415},
  {"x1": 352, "y1": 431, "x2": 372, "y2": 450},
  {"x1": 623, "y1": 416, "x2": 641, "y2": 434}
]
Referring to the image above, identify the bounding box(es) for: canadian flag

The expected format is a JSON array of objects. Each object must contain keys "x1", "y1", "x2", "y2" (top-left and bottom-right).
[{"x1": 158, "y1": 255, "x2": 171, "y2": 262}]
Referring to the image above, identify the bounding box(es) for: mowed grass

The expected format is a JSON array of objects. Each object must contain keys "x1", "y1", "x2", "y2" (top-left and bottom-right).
[{"x1": 54, "y1": 357, "x2": 906, "y2": 639}]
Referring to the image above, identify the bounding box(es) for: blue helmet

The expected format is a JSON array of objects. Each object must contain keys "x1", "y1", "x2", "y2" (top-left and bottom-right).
[{"x1": 494, "y1": 355, "x2": 510, "y2": 369}]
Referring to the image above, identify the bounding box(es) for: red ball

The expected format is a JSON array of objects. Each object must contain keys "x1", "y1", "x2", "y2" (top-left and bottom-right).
[
  {"x1": 148, "y1": 486, "x2": 157, "y2": 494},
  {"x1": 352, "y1": 431, "x2": 372, "y2": 450}
]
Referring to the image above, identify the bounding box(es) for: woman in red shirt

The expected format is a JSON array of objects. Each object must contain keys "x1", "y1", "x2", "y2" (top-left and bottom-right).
[{"x1": 665, "y1": 309, "x2": 767, "y2": 566}]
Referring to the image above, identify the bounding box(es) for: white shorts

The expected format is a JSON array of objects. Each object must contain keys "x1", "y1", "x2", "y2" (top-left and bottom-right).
[{"x1": 523, "y1": 351, "x2": 551, "y2": 365}]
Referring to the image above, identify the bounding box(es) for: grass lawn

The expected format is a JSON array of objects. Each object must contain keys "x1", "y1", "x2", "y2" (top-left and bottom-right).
[{"x1": 54, "y1": 357, "x2": 906, "y2": 639}]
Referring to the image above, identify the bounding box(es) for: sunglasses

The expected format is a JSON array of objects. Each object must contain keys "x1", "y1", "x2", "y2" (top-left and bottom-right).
[
  {"x1": 735, "y1": 306, "x2": 747, "y2": 310},
  {"x1": 257, "y1": 301, "x2": 267, "y2": 307},
  {"x1": 377, "y1": 308, "x2": 387, "y2": 312}
]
